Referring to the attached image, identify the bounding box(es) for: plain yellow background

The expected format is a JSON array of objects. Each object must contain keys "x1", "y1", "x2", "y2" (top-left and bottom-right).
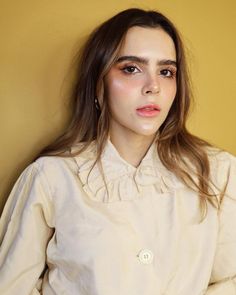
[{"x1": 0, "y1": 0, "x2": 235, "y2": 213}]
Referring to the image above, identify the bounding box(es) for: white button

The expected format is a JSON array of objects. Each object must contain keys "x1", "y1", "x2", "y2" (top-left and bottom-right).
[{"x1": 137, "y1": 249, "x2": 154, "y2": 264}]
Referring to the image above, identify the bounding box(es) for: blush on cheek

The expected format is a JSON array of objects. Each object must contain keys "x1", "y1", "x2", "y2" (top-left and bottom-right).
[{"x1": 107, "y1": 78, "x2": 137, "y2": 100}]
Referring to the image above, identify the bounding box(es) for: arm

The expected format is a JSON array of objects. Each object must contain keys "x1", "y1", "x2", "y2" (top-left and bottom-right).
[
  {"x1": 206, "y1": 153, "x2": 236, "y2": 294},
  {"x1": 0, "y1": 162, "x2": 54, "y2": 295}
]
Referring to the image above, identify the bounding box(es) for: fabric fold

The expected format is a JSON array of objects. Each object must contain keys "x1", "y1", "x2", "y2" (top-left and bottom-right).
[{"x1": 72, "y1": 140, "x2": 181, "y2": 202}]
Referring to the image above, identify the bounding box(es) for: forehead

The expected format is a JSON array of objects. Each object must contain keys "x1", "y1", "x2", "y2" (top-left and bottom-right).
[{"x1": 118, "y1": 26, "x2": 176, "y2": 60}]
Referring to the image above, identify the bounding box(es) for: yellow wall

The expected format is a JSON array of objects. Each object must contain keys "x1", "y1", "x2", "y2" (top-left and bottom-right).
[{"x1": 0, "y1": 0, "x2": 235, "y2": 213}]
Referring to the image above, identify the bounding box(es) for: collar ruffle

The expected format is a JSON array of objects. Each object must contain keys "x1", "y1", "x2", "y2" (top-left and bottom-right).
[{"x1": 71, "y1": 140, "x2": 182, "y2": 202}]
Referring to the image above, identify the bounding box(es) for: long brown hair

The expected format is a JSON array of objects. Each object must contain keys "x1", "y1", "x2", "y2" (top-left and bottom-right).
[{"x1": 37, "y1": 8, "x2": 222, "y2": 219}]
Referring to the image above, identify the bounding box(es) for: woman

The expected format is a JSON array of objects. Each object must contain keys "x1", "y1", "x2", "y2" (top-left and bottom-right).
[{"x1": 0, "y1": 8, "x2": 235, "y2": 295}]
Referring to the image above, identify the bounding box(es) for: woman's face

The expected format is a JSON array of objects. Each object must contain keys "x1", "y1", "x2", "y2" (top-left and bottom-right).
[{"x1": 104, "y1": 26, "x2": 177, "y2": 143}]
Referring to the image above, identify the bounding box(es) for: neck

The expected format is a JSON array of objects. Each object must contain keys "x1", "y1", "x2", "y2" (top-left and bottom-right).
[{"x1": 109, "y1": 133, "x2": 155, "y2": 167}]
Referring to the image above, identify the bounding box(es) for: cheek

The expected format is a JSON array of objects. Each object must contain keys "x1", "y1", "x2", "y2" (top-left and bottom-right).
[
  {"x1": 106, "y1": 74, "x2": 141, "y2": 99},
  {"x1": 106, "y1": 78, "x2": 140, "y2": 116},
  {"x1": 163, "y1": 80, "x2": 177, "y2": 106}
]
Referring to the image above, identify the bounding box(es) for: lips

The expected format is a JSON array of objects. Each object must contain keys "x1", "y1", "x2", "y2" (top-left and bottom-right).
[
  {"x1": 137, "y1": 104, "x2": 161, "y2": 111},
  {"x1": 136, "y1": 104, "x2": 161, "y2": 117}
]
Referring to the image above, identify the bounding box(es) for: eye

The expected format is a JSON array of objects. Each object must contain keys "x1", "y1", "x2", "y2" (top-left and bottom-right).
[
  {"x1": 121, "y1": 65, "x2": 140, "y2": 74},
  {"x1": 160, "y1": 68, "x2": 176, "y2": 78}
]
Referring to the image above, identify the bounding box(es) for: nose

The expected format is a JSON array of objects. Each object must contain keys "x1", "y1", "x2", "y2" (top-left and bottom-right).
[{"x1": 142, "y1": 74, "x2": 160, "y2": 95}]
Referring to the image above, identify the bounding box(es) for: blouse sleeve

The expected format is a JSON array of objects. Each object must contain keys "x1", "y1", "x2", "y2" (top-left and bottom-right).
[
  {"x1": 0, "y1": 161, "x2": 54, "y2": 295},
  {"x1": 206, "y1": 152, "x2": 236, "y2": 294}
]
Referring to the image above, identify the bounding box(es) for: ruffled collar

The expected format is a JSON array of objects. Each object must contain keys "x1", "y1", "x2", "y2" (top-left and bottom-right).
[{"x1": 71, "y1": 140, "x2": 181, "y2": 202}]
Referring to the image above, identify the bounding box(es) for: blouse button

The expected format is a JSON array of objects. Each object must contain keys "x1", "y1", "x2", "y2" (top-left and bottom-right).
[{"x1": 137, "y1": 249, "x2": 154, "y2": 264}]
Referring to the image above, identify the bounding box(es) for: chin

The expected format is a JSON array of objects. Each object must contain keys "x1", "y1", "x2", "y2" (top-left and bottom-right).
[
  {"x1": 138, "y1": 126, "x2": 160, "y2": 136},
  {"x1": 135, "y1": 129, "x2": 159, "y2": 137}
]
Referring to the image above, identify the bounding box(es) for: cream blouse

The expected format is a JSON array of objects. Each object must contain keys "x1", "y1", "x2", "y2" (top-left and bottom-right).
[{"x1": 0, "y1": 140, "x2": 236, "y2": 295}]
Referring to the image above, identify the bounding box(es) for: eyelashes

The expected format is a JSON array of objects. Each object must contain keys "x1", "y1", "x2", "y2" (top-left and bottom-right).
[
  {"x1": 160, "y1": 68, "x2": 177, "y2": 78},
  {"x1": 120, "y1": 65, "x2": 141, "y2": 74},
  {"x1": 119, "y1": 64, "x2": 177, "y2": 78}
]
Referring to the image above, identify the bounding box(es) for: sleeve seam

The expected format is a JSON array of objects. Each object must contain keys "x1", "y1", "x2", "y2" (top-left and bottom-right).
[{"x1": 32, "y1": 160, "x2": 54, "y2": 202}]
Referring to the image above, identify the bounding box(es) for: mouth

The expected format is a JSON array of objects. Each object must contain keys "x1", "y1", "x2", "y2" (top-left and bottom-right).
[
  {"x1": 136, "y1": 104, "x2": 161, "y2": 117},
  {"x1": 137, "y1": 104, "x2": 161, "y2": 111}
]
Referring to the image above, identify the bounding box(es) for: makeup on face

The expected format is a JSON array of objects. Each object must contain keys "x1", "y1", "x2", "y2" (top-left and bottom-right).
[
  {"x1": 105, "y1": 26, "x2": 177, "y2": 144},
  {"x1": 136, "y1": 103, "x2": 161, "y2": 118}
]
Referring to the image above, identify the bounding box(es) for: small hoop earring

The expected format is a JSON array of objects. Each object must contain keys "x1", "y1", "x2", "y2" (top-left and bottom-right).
[{"x1": 95, "y1": 98, "x2": 100, "y2": 110}]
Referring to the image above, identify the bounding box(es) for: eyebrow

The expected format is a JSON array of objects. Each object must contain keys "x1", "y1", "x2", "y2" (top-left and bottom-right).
[{"x1": 115, "y1": 55, "x2": 177, "y2": 67}]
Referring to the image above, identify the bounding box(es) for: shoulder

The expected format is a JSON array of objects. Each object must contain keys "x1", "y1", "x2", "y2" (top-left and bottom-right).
[
  {"x1": 206, "y1": 146, "x2": 236, "y2": 198},
  {"x1": 206, "y1": 146, "x2": 236, "y2": 173},
  {"x1": 32, "y1": 143, "x2": 96, "y2": 191},
  {"x1": 35, "y1": 154, "x2": 78, "y2": 174},
  {"x1": 207, "y1": 145, "x2": 235, "y2": 161},
  {"x1": 33, "y1": 154, "x2": 78, "y2": 184},
  {"x1": 22, "y1": 155, "x2": 78, "y2": 197}
]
